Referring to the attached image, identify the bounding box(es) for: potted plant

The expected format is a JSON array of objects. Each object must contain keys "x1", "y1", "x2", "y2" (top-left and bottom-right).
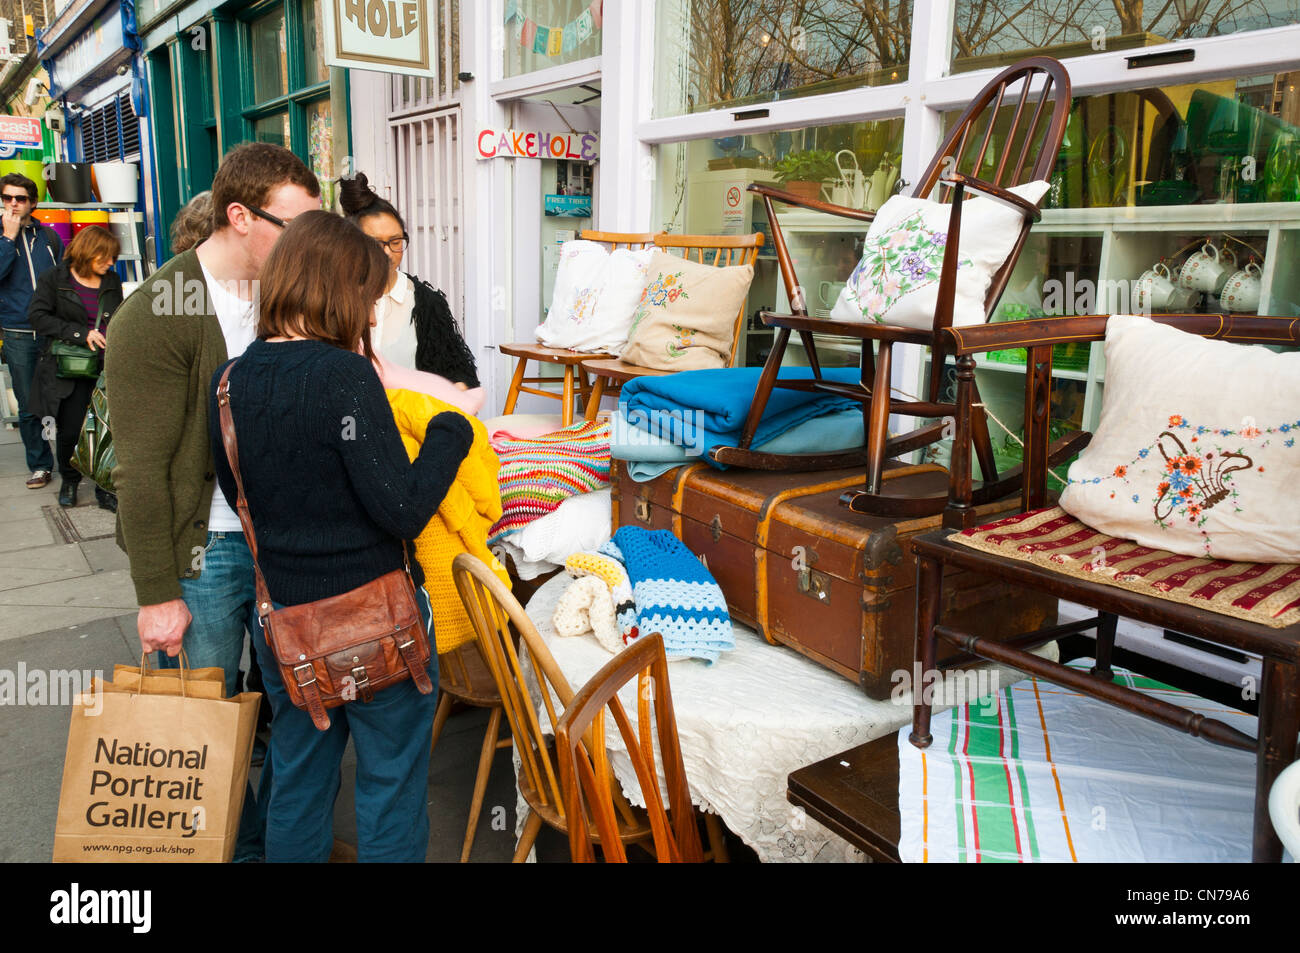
[{"x1": 773, "y1": 149, "x2": 839, "y2": 202}]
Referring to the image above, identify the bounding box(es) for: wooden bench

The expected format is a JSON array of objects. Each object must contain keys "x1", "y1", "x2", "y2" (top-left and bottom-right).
[{"x1": 909, "y1": 313, "x2": 1300, "y2": 863}]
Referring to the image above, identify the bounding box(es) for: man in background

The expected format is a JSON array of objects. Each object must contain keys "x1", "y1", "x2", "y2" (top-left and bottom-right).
[{"x1": 0, "y1": 172, "x2": 63, "y2": 489}]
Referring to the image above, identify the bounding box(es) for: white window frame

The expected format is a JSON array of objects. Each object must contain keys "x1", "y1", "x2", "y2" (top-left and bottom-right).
[{"x1": 623, "y1": 1, "x2": 1300, "y2": 400}]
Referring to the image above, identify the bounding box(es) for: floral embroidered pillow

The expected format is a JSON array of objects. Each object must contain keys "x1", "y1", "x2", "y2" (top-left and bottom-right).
[
  {"x1": 536, "y1": 240, "x2": 611, "y2": 349},
  {"x1": 830, "y1": 180, "x2": 1050, "y2": 329},
  {"x1": 619, "y1": 250, "x2": 754, "y2": 371},
  {"x1": 1059, "y1": 316, "x2": 1300, "y2": 562}
]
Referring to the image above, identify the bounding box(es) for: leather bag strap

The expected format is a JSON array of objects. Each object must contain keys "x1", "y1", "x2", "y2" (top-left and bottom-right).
[
  {"x1": 215, "y1": 362, "x2": 275, "y2": 619},
  {"x1": 292, "y1": 661, "x2": 331, "y2": 730}
]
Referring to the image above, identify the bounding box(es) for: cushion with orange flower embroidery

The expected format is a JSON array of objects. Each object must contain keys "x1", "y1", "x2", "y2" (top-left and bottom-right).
[
  {"x1": 830, "y1": 181, "x2": 1049, "y2": 329},
  {"x1": 1058, "y1": 315, "x2": 1300, "y2": 562},
  {"x1": 618, "y1": 250, "x2": 754, "y2": 371}
]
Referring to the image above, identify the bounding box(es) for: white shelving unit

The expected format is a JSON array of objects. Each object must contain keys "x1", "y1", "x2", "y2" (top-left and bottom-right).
[{"x1": 37, "y1": 202, "x2": 147, "y2": 284}]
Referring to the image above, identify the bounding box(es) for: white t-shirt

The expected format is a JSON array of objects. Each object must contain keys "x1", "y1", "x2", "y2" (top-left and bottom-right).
[
  {"x1": 371, "y1": 272, "x2": 418, "y2": 370},
  {"x1": 201, "y1": 262, "x2": 257, "y2": 533}
]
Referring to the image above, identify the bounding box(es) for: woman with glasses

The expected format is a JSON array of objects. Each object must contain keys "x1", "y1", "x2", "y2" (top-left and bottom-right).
[{"x1": 339, "y1": 173, "x2": 478, "y2": 388}]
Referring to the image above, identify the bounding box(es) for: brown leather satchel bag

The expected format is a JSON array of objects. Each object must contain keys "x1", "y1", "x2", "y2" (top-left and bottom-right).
[{"x1": 216, "y1": 363, "x2": 433, "y2": 731}]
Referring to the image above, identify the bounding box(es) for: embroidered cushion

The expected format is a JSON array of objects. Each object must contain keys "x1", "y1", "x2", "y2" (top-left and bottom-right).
[
  {"x1": 1058, "y1": 315, "x2": 1300, "y2": 562},
  {"x1": 536, "y1": 242, "x2": 654, "y2": 353},
  {"x1": 591, "y1": 248, "x2": 654, "y2": 354},
  {"x1": 830, "y1": 180, "x2": 1050, "y2": 329},
  {"x1": 619, "y1": 250, "x2": 754, "y2": 371}
]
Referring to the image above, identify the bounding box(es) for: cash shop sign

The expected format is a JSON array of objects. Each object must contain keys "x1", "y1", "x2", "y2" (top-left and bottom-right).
[{"x1": 322, "y1": 0, "x2": 438, "y2": 77}]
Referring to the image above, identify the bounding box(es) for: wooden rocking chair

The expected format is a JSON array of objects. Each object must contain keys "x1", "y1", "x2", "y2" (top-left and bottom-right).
[{"x1": 710, "y1": 56, "x2": 1082, "y2": 519}]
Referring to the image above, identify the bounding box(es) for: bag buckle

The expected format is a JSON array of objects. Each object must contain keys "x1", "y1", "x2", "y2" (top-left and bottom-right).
[
  {"x1": 349, "y1": 664, "x2": 374, "y2": 702},
  {"x1": 292, "y1": 662, "x2": 316, "y2": 687}
]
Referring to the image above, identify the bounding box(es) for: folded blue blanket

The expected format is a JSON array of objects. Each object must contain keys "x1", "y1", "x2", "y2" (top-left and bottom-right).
[
  {"x1": 613, "y1": 407, "x2": 865, "y2": 482},
  {"x1": 619, "y1": 367, "x2": 859, "y2": 467}
]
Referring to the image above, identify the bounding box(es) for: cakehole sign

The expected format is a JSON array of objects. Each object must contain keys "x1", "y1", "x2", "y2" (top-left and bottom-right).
[{"x1": 322, "y1": 0, "x2": 439, "y2": 77}]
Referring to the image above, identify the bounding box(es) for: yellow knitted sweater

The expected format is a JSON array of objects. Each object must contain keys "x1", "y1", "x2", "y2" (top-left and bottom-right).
[{"x1": 387, "y1": 388, "x2": 510, "y2": 653}]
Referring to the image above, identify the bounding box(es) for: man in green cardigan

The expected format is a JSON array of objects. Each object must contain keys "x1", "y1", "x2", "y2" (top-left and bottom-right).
[{"x1": 105, "y1": 143, "x2": 320, "y2": 860}]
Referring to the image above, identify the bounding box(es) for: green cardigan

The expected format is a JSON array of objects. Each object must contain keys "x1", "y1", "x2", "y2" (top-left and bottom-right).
[{"x1": 105, "y1": 250, "x2": 232, "y2": 607}]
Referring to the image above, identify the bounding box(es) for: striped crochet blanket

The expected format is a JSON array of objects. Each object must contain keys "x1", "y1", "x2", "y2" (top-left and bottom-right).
[{"x1": 489, "y1": 421, "x2": 610, "y2": 545}]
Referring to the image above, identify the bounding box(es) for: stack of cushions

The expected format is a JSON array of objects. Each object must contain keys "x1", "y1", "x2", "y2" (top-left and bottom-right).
[
  {"x1": 488, "y1": 420, "x2": 611, "y2": 546},
  {"x1": 619, "y1": 250, "x2": 755, "y2": 371},
  {"x1": 1058, "y1": 315, "x2": 1300, "y2": 563},
  {"x1": 830, "y1": 180, "x2": 1049, "y2": 328},
  {"x1": 611, "y1": 527, "x2": 734, "y2": 664},
  {"x1": 535, "y1": 240, "x2": 655, "y2": 353}
]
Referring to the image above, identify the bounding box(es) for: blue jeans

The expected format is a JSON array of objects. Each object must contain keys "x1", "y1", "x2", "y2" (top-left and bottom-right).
[
  {"x1": 253, "y1": 585, "x2": 438, "y2": 863},
  {"x1": 159, "y1": 531, "x2": 262, "y2": 860},
  {"x1": 2, "y1": 330, "x2": 53, "y2": 472}
]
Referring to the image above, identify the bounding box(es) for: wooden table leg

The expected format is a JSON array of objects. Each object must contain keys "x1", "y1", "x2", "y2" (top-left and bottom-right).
[
  {"x1": 503, "y1": 357, "x2": 529, "y2": 415},
  {"x1": 584, "y1": 374, "x2": 606, "y2": 422},
  {"x1": 1255, "y1": 658, "x2": 1300, "y2": 862},
  {"x1": 909, "y1": 552, "x2": 942, "y2": 748},
  {"x1": 561, "y1": 365, "x2": 575, "y2": 427}
]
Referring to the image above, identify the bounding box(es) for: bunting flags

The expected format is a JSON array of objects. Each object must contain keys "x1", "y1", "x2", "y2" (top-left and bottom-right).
[{"x1": 505, "y1": 1, "x2": 602, "y2": 58}]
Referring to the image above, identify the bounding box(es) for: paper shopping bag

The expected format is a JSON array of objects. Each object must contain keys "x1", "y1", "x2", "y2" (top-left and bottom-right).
[
  {"x1": 110, "y1": 663, "x2": 227, "y2": 699},
  {"x1": 53, "y1": 676, "x2": 260, "y2": 863}
]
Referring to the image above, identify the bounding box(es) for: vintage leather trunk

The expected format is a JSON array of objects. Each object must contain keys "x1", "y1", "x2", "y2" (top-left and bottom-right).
[{"x1": 610, "y1": 459, "x2": 1057, "y2": 698}]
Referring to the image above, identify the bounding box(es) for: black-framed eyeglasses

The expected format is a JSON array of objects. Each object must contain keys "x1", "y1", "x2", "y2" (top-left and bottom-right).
[
  {"x1": 1, "y1": 192, "x2": 32, "y2": 204},
  {"x1": 374, "y1": 236, "x2": 409, "y2": 254},
  {"x1": 244, "y1": 204, "x2": 288, "y2": 228}
]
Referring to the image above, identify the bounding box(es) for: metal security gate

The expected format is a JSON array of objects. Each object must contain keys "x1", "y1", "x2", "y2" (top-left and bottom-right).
[{"x1": 386, "y1": 0, "x2": 463, "y2": 320}]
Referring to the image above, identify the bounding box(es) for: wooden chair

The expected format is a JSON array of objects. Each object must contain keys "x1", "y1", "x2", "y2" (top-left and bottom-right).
[
  {"x1": 556, "y1": 633, "x2": 705, "y2": 862},
  {"x1": 580, "y1": 231, "x2": 765, "y2": 421},
  {"x1": 908, "y1": 313, "x2": 1300, "y2": 863},
  {"x1": 499, "y1": 231, "x2": 656, "y2": 427},
  {"x1": 450, "y1": 553, "x2": 728, "y2": 861},
  {"x1": 427, "y1": 640, "x2": 511, "y2": 863},
  {"x1": 709, "y1": 57, "x2": 1077, "y2": 519}
]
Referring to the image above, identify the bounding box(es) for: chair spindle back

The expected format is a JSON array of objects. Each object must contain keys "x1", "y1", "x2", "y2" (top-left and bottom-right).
[{"x1": 555, "y1": 634, "x2": 704, "y2": 863}]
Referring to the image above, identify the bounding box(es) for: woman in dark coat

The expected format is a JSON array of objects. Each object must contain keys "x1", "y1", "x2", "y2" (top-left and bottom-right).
[
  {"x1": 339, "y1": 172, "x2": 479, "y2": 386},
  {"x1": 28, "y1": 226, "x2": 123, "y2": 509}
]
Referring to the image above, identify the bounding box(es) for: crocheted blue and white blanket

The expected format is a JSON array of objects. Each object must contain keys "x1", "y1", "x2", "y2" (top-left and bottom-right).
[{"x1": 609, "y1": 527, "x2": 734, "y2": 664}]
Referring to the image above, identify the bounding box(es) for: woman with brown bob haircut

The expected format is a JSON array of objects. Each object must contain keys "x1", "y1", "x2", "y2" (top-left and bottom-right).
[
  {"x1": 208, "y1": 209, "x2": 473, "y2": 862},
  {"x1": 28, "y1": 225, "x2": 123, "y2": 509}
]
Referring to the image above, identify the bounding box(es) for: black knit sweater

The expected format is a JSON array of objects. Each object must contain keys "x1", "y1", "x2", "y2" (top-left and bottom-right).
[{"x1": 209, "y1": 338, "x2": 473, "y2": 607}]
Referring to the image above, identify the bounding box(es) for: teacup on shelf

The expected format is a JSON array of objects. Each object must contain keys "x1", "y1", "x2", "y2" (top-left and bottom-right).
[
  {"x1": 1178, "y1": 241, "x2": 1237, "y2": 295},
  {"x1": 1220, "y1": 261, "x2": 1263, "y2": 312}
]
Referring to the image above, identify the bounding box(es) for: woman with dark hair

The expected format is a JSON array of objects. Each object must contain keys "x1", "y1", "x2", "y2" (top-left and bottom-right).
[
  {"x1": 338, "y1": 172, "x2": 479, "y2": 386},
  {"x1": 209, "y1": 210, "x2": 472, "y2": 862},
  {"x1": 28, "y1": 225, "x2": 123, "y2": 509}
]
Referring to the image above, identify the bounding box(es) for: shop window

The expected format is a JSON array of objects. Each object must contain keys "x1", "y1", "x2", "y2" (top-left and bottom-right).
[
  {"x1": 654, "y1": 117, "x2": 904, "y2": 365},
  {"x1": 503, "y1": 0, "x2": 603, "y2": 79},
  {"x1": 254, "y1": 111, "x2": 291, "y2": 148},
  {"x1": 239, "y1": 0, "x2": 336, "y2": 208},
  {"x1": 942, "y1": 73, "x2": 1300, "y2": 209},
  {"x1": 654, "y1": 1, "x2": 911, "y2": 118},
  {"x1": 950, "y1": 1, "x2": 1300, "y2": 74},
  {"x1": 250, "y1": 9, "x2": 289, "y2": 102}
]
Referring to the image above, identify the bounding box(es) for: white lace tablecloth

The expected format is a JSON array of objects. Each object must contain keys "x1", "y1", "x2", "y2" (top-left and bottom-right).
[{"x1": 520, "y1": 572, "x2": 1056, "y2": 863}]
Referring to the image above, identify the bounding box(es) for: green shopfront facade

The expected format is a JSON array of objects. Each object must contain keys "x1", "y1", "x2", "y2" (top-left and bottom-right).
[{"x1": 139, "y1": 0, "x2": 351, "y2": 263}]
